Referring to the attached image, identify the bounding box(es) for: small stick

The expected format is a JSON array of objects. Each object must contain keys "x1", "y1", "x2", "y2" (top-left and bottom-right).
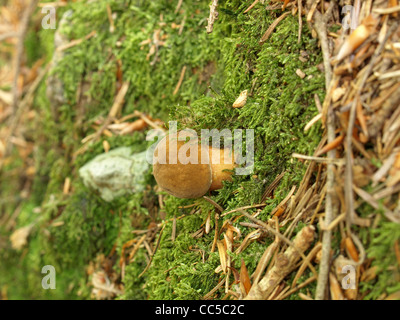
[
  {"x1": 133, "y1": 110, "x2": 165, "y2": 131},
  {"x1": 373, "y1": 5, "x2": 400, "y2": 14},
  {"x1": 203, "y1": 277, "x2": 225, "y2": 299},
  {"x1": 269, "y1": 185, "x2": 296, "y2": 217},
  {"x1": 206, "y1": 0, "x2": 219, "y2": 33},
  {"x1": 221, "y1": 204, "x2": 266, "y2": 217},
  {"x1": 252, "y1": 241, "x2": 279, "y2": 285},
  {"x1": 297, "y1": 0, "x2": 302, "y2": 43},
  {"x1": 278, "y1": 275, "x2": 317, "y2": 300},
  {"x1": 315, "y1": 92, "x2": 337, "y2": 300},
  {"x1": 315, "y1": 135, "x2": 344, "y2": 157},
  {"x1": 56, "y1": 30, "x2": 96, "y2": 52},
  {"x1": 261, "y1": 171, "x2": 286, "y2": 203},
  {"x1": 314, "y1": 94, "x2": 322, "y2": 113},
  {"x1": 175, "y1": 0, "x2": 183, "y2": 14},
  {"x1": 0, "y1": 31, "x2": 19, "y2": 42},
  {"x1": 12, "y1": 0, "x2": 40, "y2": 115},
  {"x1": 292, "y1": 153, "x2": 344, "y2": 164},
  {"x1": 173, "y1": 65, "x2": 187, "y2": 95},
  {"x1": 91, "y1": 82, "x2": 130, "y2": 142},
  {"x1": 353, "y1": 185, "x2": 399, "y2": 223},
  {"x1": 298, "y1": 292, "x2": 314, "y2": 300},
  {"x1": 106, "y1": 4, "x2": 115, "y2": 33},
  {"x1": 320, "y1": 212, "x2": 346, "y2": 231},
  {"x1": 292, "y1": 242, "x2": 322, "y2": 288},
  {"x1": 313, "y1": 2, "x2": 335, "y2": 90},
  {"x1": 244, "y1": 0, "x2": 259, "y2": 14},
  {"x1": 304, "y1": 113, "x2": 322, "y2": 132},
  {"x1": 171, "y1": 216, "x2": 176, "y2": 242},
  {"x1": 139, "y1": 225, "x2": 165, "y2": 278},
  {"x1": 178, "y1": 16, "x2": 186, "y2": 35},
  {"x1": 0, "y1": 63, "x2": 50, "y2": 173},
  {"x1": 37, "y1": 2, "x2": 67, "y2": 7},
  {"x1": 259, "y1": 12, "x2": 290, "y2": 43},
  {"x1": 211, "y1": 212, "x2": 219, "y2": 252},
  {"x1": 203, "y1": 196, "x2": 224, "y2": 212}
]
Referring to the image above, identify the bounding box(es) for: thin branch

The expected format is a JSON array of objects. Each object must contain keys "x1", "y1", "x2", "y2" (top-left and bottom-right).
[
  {"x1": 297, "y1": 0, "x2": 302, "y2": 43},
  {"x1": 0, "y1": 63, "x2": 50, "y2": 173},
  {"x1": 244, "y1": 0, "x2": 259, "y2": 14},
  {"x1": 206, "y1": 0, "x2": 219, "y2": 33},
  {"x1": 11, "y1": 0, "x2": 40, "y2": 115},
  {"x1": 313, "y1": 6, "x2": 334, "y2": 90},
  {"x1": 0, "y1": 31, "x2": 19, "y2": 42},
  {"x1": 315, "y1": 92, "x2": 337, "y2": 300},
  {"x1": 175, "y1": 0, "x2": 183, "y2": 14}
]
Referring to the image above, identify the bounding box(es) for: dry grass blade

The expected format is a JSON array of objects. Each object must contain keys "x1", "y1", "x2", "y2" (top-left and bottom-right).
[
  {"x1": 203, "y1": 277, "x2": 225, "y2": 300},
  {"x1": 203, "y1": 196, "x2": 224, "y2": 213},
  {"x1": 139, "y1": 225, "x2": 165, "y2": 278},
  {"x1": 57, "y1": 30, "x2": 96, "y2": 52},
  {"x1": 217, "y1": 240, "x2": 228, "y2": 273},
  {"x1": 252, "y1": 241, "x2": 278, "y2": 285},
  {"x1": 128, "y1": 235, "x2": 147, "y2": 262},
  {"x1": 329, "y1": 272, "x2": 345, "y2": 300},
  {"x1": 353, "y1": 185, "x2": 400, "y2": 223},
  {"x1": 292, "y1": 242, "x2": 322, "y2": 288},
  {"x1": 234, "y1": 229, "x2": 261, "y2": 254},
  {"x1": 261, "y1": 171, "x2": 285, "y2": 203},
  {"x1": 314, "y1": 135, "x2": 344, "y2": 157}
]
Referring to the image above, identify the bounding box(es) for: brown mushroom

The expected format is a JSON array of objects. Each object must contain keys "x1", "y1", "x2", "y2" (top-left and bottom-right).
[{"x1": 153, "y1": 131, "x2": 236, "y2": 198}]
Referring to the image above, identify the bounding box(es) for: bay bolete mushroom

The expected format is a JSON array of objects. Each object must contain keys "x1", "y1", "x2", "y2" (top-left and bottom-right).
[{"x1": 152, "y1": 131, "x2": 236, "y2": 198}]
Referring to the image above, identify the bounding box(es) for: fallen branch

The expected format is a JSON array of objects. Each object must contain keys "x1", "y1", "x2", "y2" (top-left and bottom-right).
[{"x1": 244, "y1": 225, "x2": 315, "y2": 300}]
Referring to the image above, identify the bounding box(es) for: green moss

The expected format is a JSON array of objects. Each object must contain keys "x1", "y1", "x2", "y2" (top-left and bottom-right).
[{"x1": 360, "y1": 221, "x2": 400, "y2": 299}]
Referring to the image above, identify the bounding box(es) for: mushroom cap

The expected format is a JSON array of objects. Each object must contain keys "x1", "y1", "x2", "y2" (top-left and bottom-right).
[
  {"x1": 153, "y1": 131, "x2": 212, "y2": 198},
  {"x1": 208, "y1": 146, "x2": 237, "y2": 191}
]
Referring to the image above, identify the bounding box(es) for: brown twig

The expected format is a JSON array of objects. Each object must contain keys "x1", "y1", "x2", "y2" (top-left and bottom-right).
[
  {"x1": 297, "y1": 0, "x2": 302, "y2": 43},
  {"x1": 313, "y1": 4, "x2": 334, "y2": 90},
  {"x1": 206, "y1": 0, "x2": 219, "y2": 33},
  {"x1": 173, "y1": 65, "x2": 187, "y2": 95},
  {"x1": 0, "y1": 31, "x2": 19, "y2": 42},
  {"x1": 138, "y1": 225, "x2": 165, "y2": 278},
  {"x1": 259, "y1": 11, "x2": 290, "y2": 43},
  {"x1": 315, "y1": 98, "x2": 337, "y2": 300},
  {"x1": 11, "y1": 0, "x2": 39, "y2": 115},
  {"x1": 0, "y1": 63, "x2": 50, "y2": 173},
  {"x1": 175, "y1": 0, "x2": 184, "y2": 14},
  {"x1": 244, "y1": 0, "x2": 259, "y2": 14}
]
